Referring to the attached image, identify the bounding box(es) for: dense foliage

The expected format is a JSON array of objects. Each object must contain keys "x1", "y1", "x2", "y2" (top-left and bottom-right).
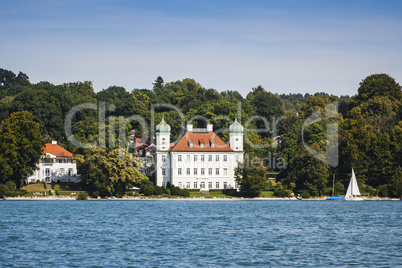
[
  {"x1": 74, "y1": 148, "x2": 146, "y2": 198},
  {"x1": 0, "y1": 68, "x2": 401, "y2": 197},
  {"x1": 0, "y1": 111, "x2": 44, "y2": 188}
]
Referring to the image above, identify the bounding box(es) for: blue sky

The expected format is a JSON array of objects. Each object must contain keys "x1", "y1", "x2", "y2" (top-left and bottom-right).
[{"x1": 1, "y1": 0, "x2": 402, "y2": 96}]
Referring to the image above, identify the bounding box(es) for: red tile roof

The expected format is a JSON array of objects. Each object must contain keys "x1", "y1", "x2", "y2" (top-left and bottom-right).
[
  {"x1": 170, "y1": 131, "x2": 232, "y2": 152},
  {"x1": 43, "y1": 143, "x2": 74, "y2": 157}
]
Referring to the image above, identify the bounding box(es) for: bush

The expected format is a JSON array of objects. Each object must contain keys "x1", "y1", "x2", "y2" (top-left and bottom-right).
[
  {"x1": 154, "y1": 186, "x2": 164, "y2": 195},
  {"x1": 5, "y1": 181, "x2": 16, "y2": 191},
  {"x1": 90, "y1": 191, "x2": 99, "y2": 198},
  {"x1": 0, "y1": 184, "x2": 9, "y2": 198},
  {"x1": 76, "y1": 192, "x2": 88, "y2": 200},
  {"x1": 170, "y1": 185, "x2": 182, "y2": 196},
  {"x1": 274, "y1": 189, "x2": 291, "y2": 197},
  {"x1": 43, "y1": 181, "x2": 47, "y2": 189},
  {"x1": 223, "y1": 189, "x2": 238, "y2": 196},
  {"x1": 142, "y1": 185, "x2": 154, "y2": 196},
  {"x1": 181, "y1": 189, "x2": 190, "y2": 197},
  {"x1": 48, "y1": 190, "x2": 52, "y2": 196},
  {"x1": 300, "y1": 190, "x2": 310, "y2": 199}
]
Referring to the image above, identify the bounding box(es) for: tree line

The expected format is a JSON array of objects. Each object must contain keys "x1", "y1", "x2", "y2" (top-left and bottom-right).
[{"x1": 0, "y1": 68, "x2": 401, "y2": 197}]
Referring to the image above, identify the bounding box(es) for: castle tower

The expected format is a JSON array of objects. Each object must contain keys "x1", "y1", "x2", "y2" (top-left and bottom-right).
[
  {"x1": 156, "y1": 117, "x2": 171, "y2": 151},
  {"x1": 229, "y1": 118, "x2": 244, "y2": 151}
]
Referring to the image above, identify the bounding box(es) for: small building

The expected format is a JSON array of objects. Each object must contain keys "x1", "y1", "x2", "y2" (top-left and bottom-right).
[
  {"x1": 155, "y1": 118, "x2": 244, "y2": 190},
  {"x1": 26, "y1": 141, "x2": 80, "y2": 184}
]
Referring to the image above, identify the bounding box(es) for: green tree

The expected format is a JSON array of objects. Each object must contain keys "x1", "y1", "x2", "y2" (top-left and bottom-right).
[
  {"x1": 76, "y1": 147, "x2": 146, "y2": 197},
  {"x1": 235, "y1": 163, "x2": 266, "y2": 197},
  {"x1": 0, "y1": 111, "x2": 44, "y2": 188},
  {"x1": 354, "y1": 74, "x2": 402, "y2": 105}
]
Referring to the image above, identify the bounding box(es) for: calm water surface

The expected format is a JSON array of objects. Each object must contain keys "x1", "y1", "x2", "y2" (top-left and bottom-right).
[{"x1": 0, "y1": 200, "x2": 401, "y2": 267}]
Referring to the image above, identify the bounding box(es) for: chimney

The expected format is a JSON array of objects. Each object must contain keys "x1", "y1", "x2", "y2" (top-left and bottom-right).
[
  {"x1": 51, "y1": 140, "x2": 57, "y2": 145},
  {"x1": 207, "y1": 124, "x2": 213, "y2": 132},
  {"x1": 187, "y1": 124, "x2": 193, "y2": 132}
]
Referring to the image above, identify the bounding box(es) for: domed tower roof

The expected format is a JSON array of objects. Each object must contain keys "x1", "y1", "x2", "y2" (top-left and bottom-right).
[
  {"x1": 229, "y1": 118, "x2": 244, "y2": 134},
  {"x1": 156, "y1": 117, "x2": 171, "y2": 133}
]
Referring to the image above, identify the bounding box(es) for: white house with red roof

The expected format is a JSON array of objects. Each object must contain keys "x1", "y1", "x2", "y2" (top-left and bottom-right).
[
  {"x1": 26, "y1": 141, "x2": 80, "y2": 184},
  {"x1": 155, "y1": 118, "x2": 244, "y2": 190}
]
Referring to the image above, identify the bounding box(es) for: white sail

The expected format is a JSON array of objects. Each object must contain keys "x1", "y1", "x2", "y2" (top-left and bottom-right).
[{"x1": 345, "y1": 168, "x2": 361, "y2": 198}]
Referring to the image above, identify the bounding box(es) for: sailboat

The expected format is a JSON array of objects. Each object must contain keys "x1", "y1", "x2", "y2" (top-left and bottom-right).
[{"x1": 345, "y1": 168, "x2": 364, "y2": 201}]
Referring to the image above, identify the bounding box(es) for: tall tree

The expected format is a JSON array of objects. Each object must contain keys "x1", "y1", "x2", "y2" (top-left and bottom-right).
[
  {"x1": 75, "y1": 147, "x2": 147, "y2": 197},
  {"x1": 235, "y1": 163, "x2": 266, "y2": 197},
  {"x1": 0, "y1": 111, "x2": 44, "y2": 188}
]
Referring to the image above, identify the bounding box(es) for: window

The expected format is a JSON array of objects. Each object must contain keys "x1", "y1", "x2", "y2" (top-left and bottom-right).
[
  {"x1": 216, "y1": 182, "x2": 219, "y2": 188},
  {"x1": 200, "y1": 143, "x2": 204, "y2": 148},
  {"x1": 187, "y1": 155, "x2": 190, "y2": 162},
  {"x1": 162, "y1": 155, "x2": 166, "y2": 162},
  {"x1": 178, "y1": 182, "x2": 182, "y2": 188},
  {"x1": 216, "y1": 155, "x2": 219, "y2": 162},
  {"x1": 208, "y1": 168, "x2": 212, "y2": 175},
  {"x1": 59, "y1": 168, "x2": 65, "y2": 176},
  {"x1": 224, "y1": 182, "x2": 227, "y2": 189},
  {"x1": 200, "y1": 182, "x2": 205, "y2": 188},
  {"x1": 194, "y1": 182, "x2": 197, "y2": 189},
  {"x1": 201, "y1": 168, "x2": 205, "y2": 175},
  {"x1": 189, "y1": 142, "x2": 193, "y2": 148},
  {"x1": 58, "y1": 159, "x2": 63, "y2": 163},
  {"x1": 194, "y1": 168, "x2": 197, "y2": 175},
  {"x1": 162, "y1": 182, "x2": 166, "y2": 188},
  {"x1": 178, "y1": 155, "x2": 182, "y2": 161},
  {"x1": 45, "y1": 168, "x2": 50, "y2": 177},
  {"x1": 186, "y1": 168, "x2": 190, "y2": 175},
  {"x1": 223, "y1": 155, "x2": 227, "y2": 162},
  {"x1": 186, "y1": 182, "x2": 190, "y2": 188},
  {"x1": 162, "y1": 168, "x2": 166, "y2": 175},
  {"x1": 194, "y1": 155, "x2": 197, "y2": 161},
  {"x1": 68, "y1": 168, "x2": 73, "y2": 176},
  {"x1": 201, "y1": 155, "x2": 205, "y2": 161},
  {"x1": 208, "y1": 155, "x2": 212, "y2": 161},
  {"x1": 178, "y1": 168, "x2": 182, "y2": 175},
  {"x1": 224, "y1": 168, "x2": 228, "y2": 176},
  {"x1": 208, "y1": 182, "x2": 212, "y2": 189},
  {"x1": 235, "y1": 182, "x2": 239, "y2": 189},
  {"x1": 211, "y1": 143, "x2": 215, "y2": 148},
  {"x1": 235, "y1": 138, "x2": 239, "y2": 141},
  {"x1": 216, "y1": 168, "x2": 219, "y2": 175},
  {"x1": 236, "y1": 155, "x2": 239, "y2": 162}
]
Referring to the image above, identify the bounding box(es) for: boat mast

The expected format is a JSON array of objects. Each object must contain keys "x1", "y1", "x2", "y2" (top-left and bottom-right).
[{"x1": 332, "y1": 172, "x2": 335, "y2": 196}]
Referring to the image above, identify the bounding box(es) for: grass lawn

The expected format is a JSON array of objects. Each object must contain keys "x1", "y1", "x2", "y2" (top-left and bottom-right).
[
  {"x1": 209, "y1": 191, "x2": 233, "y2": 198},
  {"x1": 23, "y1": 184, "x2": 47, "y2": 191},
  {"x1": 260, "y1": 191, "x2": 275, "y2": 197},
  {"x1": 189, "y1": 191, "x2": 202, "y2": 197}
]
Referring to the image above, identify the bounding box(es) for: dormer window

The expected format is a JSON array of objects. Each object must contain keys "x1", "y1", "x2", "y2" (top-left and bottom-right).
[
  {"x1": 211, "y1": 143, "x2": 215, "y2": 148},
  {"x1": 200, "y1": 143, "x2": 204, "y2": 148},
  {"x1": 189, "y1": 142, "x2": 193, "y2": 148}
]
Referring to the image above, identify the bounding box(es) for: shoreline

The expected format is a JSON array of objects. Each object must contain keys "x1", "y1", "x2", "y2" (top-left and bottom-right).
[{"x1": 2, "y1": 196, "x2": 400, "y2": 201}]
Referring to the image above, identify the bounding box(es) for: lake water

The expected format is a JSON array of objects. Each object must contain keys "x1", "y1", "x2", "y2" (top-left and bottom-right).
[{"x1": 0, "y1": 200, "x2": 401, "y2": 267}]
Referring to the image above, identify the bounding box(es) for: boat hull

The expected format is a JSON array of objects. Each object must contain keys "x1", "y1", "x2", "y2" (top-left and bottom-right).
[{"x1": 326, "y1": 196, "x2": 346, "y2": 201}]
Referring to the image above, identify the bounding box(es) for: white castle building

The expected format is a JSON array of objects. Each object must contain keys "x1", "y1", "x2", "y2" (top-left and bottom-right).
[{"x1": 155, "y1": 118, "x2": 244, "y2": 190}]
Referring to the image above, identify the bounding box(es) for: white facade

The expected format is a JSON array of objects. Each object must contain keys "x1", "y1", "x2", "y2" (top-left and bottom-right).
[
  {"x1": 156, "y1": 121, "x2": 244, "y2": 190},
  {"x1": 26, "y1": 141, "x2": 80, "y2": 184}
]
